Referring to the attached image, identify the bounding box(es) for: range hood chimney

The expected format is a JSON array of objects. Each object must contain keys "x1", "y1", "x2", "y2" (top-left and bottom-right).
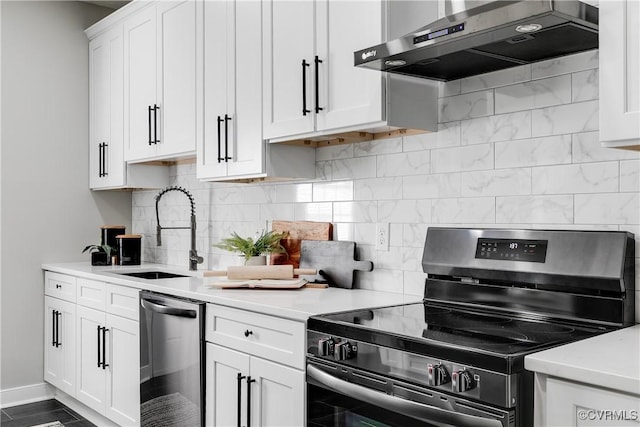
[{"x1": 354, "y1": 0, "x2": 598, "y2": 82}]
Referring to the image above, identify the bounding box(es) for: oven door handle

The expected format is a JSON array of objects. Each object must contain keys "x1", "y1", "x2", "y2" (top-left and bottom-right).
[{"x1": 307, "y1": 364, "x2": 503, "y2": 427}]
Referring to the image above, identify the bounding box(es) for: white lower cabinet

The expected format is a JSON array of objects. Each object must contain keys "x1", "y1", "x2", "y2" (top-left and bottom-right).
[
  {"x1": 44, "y1": 296, "x2": 77, "y2": 397},
  {"x1": 534, "y1": 375, "x2": 640, "y2": 427},
  {"x1": 205, "y1": 304, "x2": 306, "y2": 426},
  {"x1": 44, "y1": 272, "x2": 140, "y2": 427}
]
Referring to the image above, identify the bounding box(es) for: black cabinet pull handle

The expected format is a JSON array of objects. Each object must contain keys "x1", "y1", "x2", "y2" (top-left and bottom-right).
[
  {"x1": 148, "y1": 106, "x2": 153, "y2": 145},
  {"x1": 237, "y1": 373, "x2": 246, "y2": 427},
  {"x1": 153, "y1": 104, "x2": 160, "y2": 144},
  {"x1": 102, "y1": 143, "x2": 108, "y2": 177},
  {"x1": 217, "y1": 116, "x2": 224, "y2": 163},
  {"x1": 224, "y1": 114, "x2": 232, "y2": 162},
  {"x1": 55, "y1": 311, "x2": 61, "y2": 348},
  {"x1": 55, "y1": 284, "x2": 61, "y2": 289},
  {"x1": 97, "y1": 325, "x2": 102, "y2": 368},
  {"x1": 52, "y1": 310, "x2": 56, "y2": 347},
  {"x1": 315, "y1": 56, "x2": 323, "y2": 113},
  {"x1": 247, "y1": 376, "x2": 256, "y2": 427},
  {"x1": 302, "y1": 59, "x2": 310, "y2": 116},
  {"x1": 98, "y1": 143, "x2": 103, "y2": 177},
  {"x1": 102, "y1": 327, "x2": 109, "y2": 369},
  {"x1": 244, "y1": 329, "x2": 253, "y2": 337}
]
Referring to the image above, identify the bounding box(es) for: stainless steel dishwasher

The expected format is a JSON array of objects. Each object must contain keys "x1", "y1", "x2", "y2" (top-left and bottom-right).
[{"x1": 140, "y1": 291, "x2": 205, "y2": 427}]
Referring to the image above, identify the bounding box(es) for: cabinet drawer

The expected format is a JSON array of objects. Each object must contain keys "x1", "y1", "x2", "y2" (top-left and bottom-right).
[
  {"x1": 44, "y1": 272, "x2": 77, "y2": 303},
  {"x1": 206, "y1": 304, "x2": 305, "y2": 370},
  {"x1": 77, "y1": 278, "x2": 107, "y2": 310},
  {"x1": 106, "y1": 284, "x2": 139, "y2": 321}
]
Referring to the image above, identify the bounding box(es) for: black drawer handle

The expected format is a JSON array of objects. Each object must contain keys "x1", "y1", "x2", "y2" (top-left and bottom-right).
[
  {"x1": 217, "y1": 116, "x2": 224, "y2": 163},
  {"x1": 315, "y1": 56, "x2": 323, "y2": 113},
  {"x1": 244, "y1": 329, "x2": 253, "y2": 337},
  {"x1": 302, "y1": 59, "x2": 310, "y2": 116},
  {"x1": 55, "y1": 284, "x2": 62, "y2": 289}
]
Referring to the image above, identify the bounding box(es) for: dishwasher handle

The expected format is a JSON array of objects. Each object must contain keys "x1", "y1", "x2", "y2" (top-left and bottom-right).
[{"x1": 141, "y1": 297, "x2": 197, "y2": 318}]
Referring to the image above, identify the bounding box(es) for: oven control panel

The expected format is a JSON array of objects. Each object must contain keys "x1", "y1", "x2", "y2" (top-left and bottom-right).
[
  {"x1": 317, "y1": 337, "x2": 358, "y2": 361},
  {"x1": 475, "y1": 238, "x2": 548, "y2": 263}
]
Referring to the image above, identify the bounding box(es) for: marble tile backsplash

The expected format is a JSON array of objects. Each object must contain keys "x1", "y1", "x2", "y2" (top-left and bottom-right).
[{"x1": 132, "y1": 50, "x2": 640, "y2": 321}]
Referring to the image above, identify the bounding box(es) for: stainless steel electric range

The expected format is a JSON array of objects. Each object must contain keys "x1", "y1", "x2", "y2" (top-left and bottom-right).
[{"x1": 306, "y1": 228, "x2": 635, "y2": 427}]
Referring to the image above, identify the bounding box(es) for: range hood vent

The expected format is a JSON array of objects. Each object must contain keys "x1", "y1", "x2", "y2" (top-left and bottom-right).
[{"x1": 354, "y1": 0, "x2": 598, "y2": 82}]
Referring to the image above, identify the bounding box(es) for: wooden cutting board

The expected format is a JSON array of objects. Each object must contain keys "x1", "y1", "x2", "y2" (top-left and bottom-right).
[
  {"x1": 270, "y1": 220, "x2": 333, "y2": 268},
  {"x1": 298, "y1": 240, "x2": 373, "y2": 289}
]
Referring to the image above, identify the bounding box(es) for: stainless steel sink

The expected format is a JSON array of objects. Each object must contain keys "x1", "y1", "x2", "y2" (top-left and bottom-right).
[{"x1": 117, "y1": 271, "x2": 189, "y2": 280}]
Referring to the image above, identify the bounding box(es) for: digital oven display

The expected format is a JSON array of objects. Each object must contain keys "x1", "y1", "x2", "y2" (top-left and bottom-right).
[
  {"x1": 414, "y1": 23, "x2": 465, "y2": 44},
  {"x1": 475, "y1": 238, "x2": 548, "y2": 263}
]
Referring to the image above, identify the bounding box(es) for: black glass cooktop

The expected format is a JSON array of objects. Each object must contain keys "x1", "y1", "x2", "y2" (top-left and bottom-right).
[{"x1": 307, "y1": 302, "x2": 609, "y2": 373}]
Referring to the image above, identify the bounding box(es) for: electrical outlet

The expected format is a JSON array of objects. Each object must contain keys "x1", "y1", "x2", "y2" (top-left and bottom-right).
[{"x1": 376, "y1": 223, "x2": 390, "y2": 251}]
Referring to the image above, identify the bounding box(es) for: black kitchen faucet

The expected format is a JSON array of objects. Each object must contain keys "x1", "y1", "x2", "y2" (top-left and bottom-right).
[{"x1": 155, "y1": 186, "x2": 204, "y2": 271}]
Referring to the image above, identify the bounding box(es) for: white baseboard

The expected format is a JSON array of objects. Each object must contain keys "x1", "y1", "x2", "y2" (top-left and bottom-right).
[{"x1": 0, "y1": 382, "x2": 55, "y2": 408}]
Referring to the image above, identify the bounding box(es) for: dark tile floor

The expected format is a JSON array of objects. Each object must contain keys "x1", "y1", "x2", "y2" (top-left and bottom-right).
[{"x1": 1, "y1": 399, "x2": 96, "y2": 427}]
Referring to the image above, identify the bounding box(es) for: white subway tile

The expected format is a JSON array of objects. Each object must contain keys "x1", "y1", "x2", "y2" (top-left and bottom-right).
[
  {"x1": 211, "y1": 204, "x2": 261, "y2": 221},
  {"x1": 379, "y1": 200, "x2": 432, "y2": 223},
  {"x1": 495, "y1": 75, "x2": 571, "y2": 114},
  {"x1": 403, "y1": 173, "x2": 461, "y2": 199},
  {"x1": 333, "y1": 223, "x2": 355, "y2": 241},
  {"x1": 461, "y1": 65, "x2": 531, "y2": 93},
  {"x1": 260, "y1": 203, "x2": 295, "y2": 222},
  {"x1": 461, "y1": 111, "x2": 531, "y2": 145},
  {"x1": 573, "y1": 131, "x2": 640, "y2": 163},
  {"x1": 532, "y1": 50, "x2": 599, "y2": 79},
  {"x1": 390, "y1": 223, "x2": 404, "y2": 247},
  {"x1": 332, "y1": 156, "x2": 377, "y2": 180},
  {"x1": 354, "y1": 223, "x2": 376, "y2": 245},
  {"x1": 378, "y1": 150, "x2": 430, "y2": 177},
  {"x1": 461, "y1": 168, "x2": 531, "y2": 196},
  {"x1": 403, "y1": 123, "x2": 461, "y2": 151},
  {"x1": 620, "y1": 160, "x2": 640, "y2": 192},
  {"x1": 313, "y1": 181, "x2": 354, "y2": 202},
  {"x1": 532, "y1": 162, "x2": 619, "y2": 194},
  {"x1": 575, "y1": 193, "x2": 640, "y2": 224},
  {"x1": 316, "y1": 143, "x2": 354, "y2": 161},
  {"x1": 432, "y1": 197, "x2": 495, "y2": 224},
  {"x1": 431, "y1": 144, "x2": 494, "y2": 173},
  {"x1": 439, "y1": 90, "x2": 494, "y2": 122},
  {"x1": 355, "y1": 177, "x2": 403, "y2": 200},
  {"x1": 294, "y1": 202, "x2": 333, "y2": 222},
  {"x1": 572, "y1": 69, "x2": 598, "y2": 102},
  {"x1": 403, "y1": 223, "x2": 429, "y2": 248},
  {"x1": 403, "y1": 271, "x2": 427, "y2": 297},
  {"x1": 496, "y1": 195, "x2": 573, "y2": 223},
  {"x1": 495, "y1": 135, "x2": 572, "y2": 168},
  {"x1": 354, "y1": 137, "x2": 402, "y2": 157},
  {"x1": 531, "y1": 100, "x2": 598, "y2": 137},
  {"x1": 333, "y1": 201, "x2": 377, "y2": 223},
  {"x1": 357, "y1": 268, "x2": 404, "y2": 293},
  {"x1": 275, "y1": 183, "x2": 312, "y2": 203},
  {"x1": 316, "y1": 161, "x2": 331, "y2": 180}
]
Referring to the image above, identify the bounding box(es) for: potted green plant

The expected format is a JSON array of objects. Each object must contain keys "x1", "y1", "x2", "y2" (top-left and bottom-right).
[
  {"x1": 214, "y1": 230, "x2": 287, "y2": 265},
  {"x1": 82, "y1": 244, "x2": 115, "y2": 266}
]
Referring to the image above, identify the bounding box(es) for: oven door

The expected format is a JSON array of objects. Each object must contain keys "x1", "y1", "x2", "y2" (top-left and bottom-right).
[{"x1": 307, "y1": 360, "x2": 513, "y2": 427}]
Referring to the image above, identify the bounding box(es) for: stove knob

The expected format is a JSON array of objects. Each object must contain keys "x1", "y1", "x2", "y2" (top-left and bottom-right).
[
  {"x1": 453, "y1": 369, "x2": 476, "y2": 393},
  {"x1": 427, "y1": 363, "x2": 451, "y2": 386},
  {"x1": 334, "y1": 341, "x2": 358, "y2": 361},
  {"x1": 318, "y1": 337, "x2": 335, "y2": 357}
]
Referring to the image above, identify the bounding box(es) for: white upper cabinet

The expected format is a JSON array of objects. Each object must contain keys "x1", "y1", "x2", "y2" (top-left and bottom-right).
[
  {"x1": 124, "y1": 1, "x2": 197, "y2": 162},
  {"x1": 87, "y1": 20, "x2": 169, "y2": 190},
  {"x1": 197, "y1": 0, "x2": 315, "y2": 181},
  {"x1": 599, "y1": 0, "x2": 640, "y2": 149},
  {"x1": 262, "y1": 0, "x2": 438, "y2": 143}
]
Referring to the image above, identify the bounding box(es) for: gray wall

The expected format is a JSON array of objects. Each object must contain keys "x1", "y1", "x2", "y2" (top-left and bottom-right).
[{"x1": 0, "y1": 1, "x2": 131, "y2": 394}]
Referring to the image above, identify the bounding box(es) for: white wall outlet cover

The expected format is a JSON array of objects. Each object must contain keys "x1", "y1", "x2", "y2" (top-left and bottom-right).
[{"x1": 376, "y1": 223, "x2": 390, "y2": 251}]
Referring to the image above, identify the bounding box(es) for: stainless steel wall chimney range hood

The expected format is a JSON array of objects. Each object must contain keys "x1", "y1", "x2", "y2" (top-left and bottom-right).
[{"x1": 354, "y1": 0, "x2": 598, "y2": 81}]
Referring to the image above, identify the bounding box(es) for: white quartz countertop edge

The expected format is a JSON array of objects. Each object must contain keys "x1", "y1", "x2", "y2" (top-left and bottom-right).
[
  {"x1": 42, "y1": 262, "x2": 420, "y2": 322},
  {"x1": 525, "y1": 324, "x2": 640, "y2": 396}
]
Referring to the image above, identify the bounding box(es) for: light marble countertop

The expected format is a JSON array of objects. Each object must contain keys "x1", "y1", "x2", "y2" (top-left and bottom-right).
[
  {"x1": 42, "y1": 262, "x2": 420, "y2": 322},
  {"x1": 525, "y1": 324, "x2": 640, "y2": 396}
]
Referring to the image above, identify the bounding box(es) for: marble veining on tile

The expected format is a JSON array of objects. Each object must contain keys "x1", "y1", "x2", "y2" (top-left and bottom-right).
[
  {"x1": 354, "y1": 177, "x2": 402, "y2": 201},
  {"x1": 531, "y1": 100, "x2": 598, "y2": 137},
  {"x1": 461, "y1": 168, "x2": 532, "y2": 196},
  {"x1": 461, "y1": 64, "x2": 531, "y2": 93},
  {"x1": 333, "y1": 201, "x2": 377, "y2": 223},
  {"x1": 313, "y1": 181, "x2": 354, "y2": 202},
  {"x1": 403, "y1": 173, "x2": 461, "y2": 199},
  {"x1": 572, "y1": 69, "x2": 599, "y2": 102},
  {"x1": 403, "y1": 123, "x2": 461, "y2": 151},
  {"x1": 496, "y1": 195, "x2": 574, "y2": 224},
  {"x1": 572, "y1": 131, "x2": 640, "y2": 163},
  {"x1": 353, "y1": 137, "x2": 402, "y2": 157},
  {"x1": 494, "y1": 75, "x2": 571, "y2": 114},
  {"x1": 316, "y1": 143, "x2": 354, "y2": 161},
  {"x1": 332, "y1": 156, "x2": 377, "y2": 180},
  {"x1": 575, "y1": 193, "x2": 640, "y2": 225},
  {"x1": 495, "y1": 135, "x2": 572, "y2": 169},
  {"x1": 377, "y1": 150, "x2": 430, "y2": 177},
  {"x1": 431, "y1": 144, "x2": 494, "y2": 173},
  {"x1": 439, "y1": 90, "x2": 495, "y2": 122},
  {"x1": 531, "y1": 162, "x2": 619, "y2": 195},
  {"x1": 378, "y1": 200, "x2": 432, "y2": 223},
  {"x1": 432, "y1": 197, "x2": 495, "y2": 224},
  {"x1": 460, "y1": 111, "x2": 531, "y2": 145},
  {"x1": 620, "y1": 160, "x2": 640, "y2": 192},
  {"x1": 531, "y1": 50, "x2": 598, "y2": 79}
]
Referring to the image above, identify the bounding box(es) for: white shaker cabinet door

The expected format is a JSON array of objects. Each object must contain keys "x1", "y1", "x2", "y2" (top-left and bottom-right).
[
  {"x1": 315, "y1": 0, "x2": 383, "y2": 132},
  {"x1": 44, "y1": 296, "x2": 77, "y2": 397},
  {"x1": 263, "y1": 0, "x2": 316, "y2": 139},
  {"x1": 156, "y1": 0, "x2": 198, "y2": 159},
  {"x1": 105, "y1": 314, "x2": 140, "y2": 426},
  {"x1": 599, "y1": 0, "x2": 640, "y2": 148},
  {"x1": 124, "y1": 5, "x2": 157, "y2": 161},
  {"x1": 206, "y1": 343, "x2": 251, "y2": 427},
  {"x1": 249, "y1": 356, "x2": 305, "y2": 427},
  {"x1": 76, "y1": 305, "x2": 107, "y2": 415}
]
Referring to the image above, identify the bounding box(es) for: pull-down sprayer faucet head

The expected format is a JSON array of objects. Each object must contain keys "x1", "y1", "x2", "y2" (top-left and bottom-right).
[{"x1": 155, "y1": 186, "x2": 203, "y2": 271}]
